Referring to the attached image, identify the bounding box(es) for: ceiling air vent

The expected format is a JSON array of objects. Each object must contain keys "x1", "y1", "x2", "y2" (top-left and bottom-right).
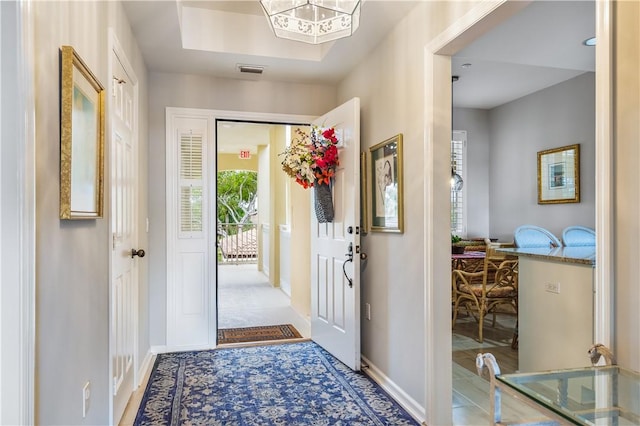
[{"x1": 238, "y1": 64, "x2": 265, "y2": 74}]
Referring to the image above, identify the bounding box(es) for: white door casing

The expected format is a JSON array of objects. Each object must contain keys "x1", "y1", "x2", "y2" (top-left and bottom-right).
[
  {"x1": 109, "y1": 40, "x2": 139, "y2": 425},
  {"x1": 423, "y1": 1, "x2": 612, "y2": 424},
  {"x1": 1, "y1": 1, "x2": 36, "y2": 423},
  {"x1": 310, "y1": 98, "x2": 361, "y2": 371},
  {"x1": 165, "y1": 108, "x2": 315, "y2": 351}
]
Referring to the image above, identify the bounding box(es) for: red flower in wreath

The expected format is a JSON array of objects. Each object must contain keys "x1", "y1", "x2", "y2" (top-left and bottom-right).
[{"x1": 280, "y1": 126, "x2": 340, "y2": 189}]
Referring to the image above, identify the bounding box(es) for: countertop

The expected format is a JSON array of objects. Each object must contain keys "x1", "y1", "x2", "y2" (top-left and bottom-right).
[{"x1": 497, "y1": 247, "x2": 596, "y2": 266}]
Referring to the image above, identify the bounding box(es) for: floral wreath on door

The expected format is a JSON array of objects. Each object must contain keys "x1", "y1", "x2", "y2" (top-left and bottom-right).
[{"x1": 280, "y1": 126, "x2": 339, "y2": 223}]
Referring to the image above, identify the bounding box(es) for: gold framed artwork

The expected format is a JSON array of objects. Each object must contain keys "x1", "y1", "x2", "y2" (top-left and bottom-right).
[
  {"x1": 360, "y1": 151, "x2": 369, "y2": 233},
  {"x1": 369, "y1": 134, "x2": 403, "y2": 233},
  {"x1": 59, "y1": 45, "x2": 105, "y2": 219},
  {"x1": 537, "y1": 144, "x2": 580, "y2": 204}
]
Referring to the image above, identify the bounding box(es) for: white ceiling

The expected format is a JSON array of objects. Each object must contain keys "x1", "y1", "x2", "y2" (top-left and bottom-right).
[
  {"x1": 122, "y1": 0, "x2": 595, "y2": 150},
  {"x1": 452, "y1": 0, "x2": 595, "y2": 109},
  {"x1": 122, "y1": 0, "x2": 419, "y2": 84},
  {"x1": 216, "y1": 121, "x2": 275, "y2": 155}
]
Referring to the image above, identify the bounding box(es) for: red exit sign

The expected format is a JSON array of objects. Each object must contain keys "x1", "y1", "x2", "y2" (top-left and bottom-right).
[{"x1": 239, "y1": 150, "x2": 251, "y2": 159}]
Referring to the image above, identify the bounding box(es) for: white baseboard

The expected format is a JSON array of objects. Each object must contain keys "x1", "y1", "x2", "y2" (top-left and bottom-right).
[
  {"x1": 136, "y1": 350, "x2": 154, "y2": 388},
  {"x1": 150, "y1": 344, "x2": 215, "y2": 354},
  {"x1": 361, "y1": 355, "x2": 426, "y2": 424},
  {"x1": 279, "y1": 279, "x2": 291, "y2": 297}
]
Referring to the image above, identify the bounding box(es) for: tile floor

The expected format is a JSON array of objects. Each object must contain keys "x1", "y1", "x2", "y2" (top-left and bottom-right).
[
  {"x1": 451, "y1": 314, "x2": 543, "y2": 425},
  {"x1": 120, "y1": 265, "x2": 541, "y2": 425}
]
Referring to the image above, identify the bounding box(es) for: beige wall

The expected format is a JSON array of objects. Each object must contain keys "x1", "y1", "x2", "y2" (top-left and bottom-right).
[
  {"x1": 269, "y1": 126, "x2": 289, "y2": 286},
  {"x1": 288, "y1": 127, "x2": 312, "y2": 318},
  {"x1": 218, "y1": 153, "x2": 258, "y2": 171},
  {"x1": 32, "y1": 1, "x2": 148, "y2": 424},
  {"x1": 257, "y1": 145, "x2": 271, "y2": 275},
  {"x1": 289, "y1": 183, "x2": 311, "y2": 318},
  {"x1": 614, "y1": 0, "x2": 640, "y2": 371}
]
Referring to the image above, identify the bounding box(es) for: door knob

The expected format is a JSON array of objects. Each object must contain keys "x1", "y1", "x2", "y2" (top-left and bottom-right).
[{"x1": 131, "y1": 248, "x2": 146, "y2": 258}]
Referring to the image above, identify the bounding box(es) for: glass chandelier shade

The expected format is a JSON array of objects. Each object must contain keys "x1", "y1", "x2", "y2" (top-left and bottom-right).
[
  {"x1": 451, "y1": 167, "x2": 463, "y2": 191},
  {"x1": 260, "y1": 0, "x2": 361, "y2": 44}
]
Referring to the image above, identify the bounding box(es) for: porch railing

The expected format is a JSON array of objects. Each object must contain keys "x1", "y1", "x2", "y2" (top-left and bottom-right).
[{"x1": 217, "y1": 223, "x2": 258, "y2": 264}]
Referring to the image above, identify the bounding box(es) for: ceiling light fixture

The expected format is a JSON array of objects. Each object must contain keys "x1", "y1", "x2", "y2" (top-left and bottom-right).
[
  {"x1": 259, "y1": 0, "x2": 361, "y2": 45},
  {"x1": 583, "y1": 37, "x2": 596, "y2": 46}
]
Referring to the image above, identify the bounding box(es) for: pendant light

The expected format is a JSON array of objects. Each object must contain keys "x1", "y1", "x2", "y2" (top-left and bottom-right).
[
  {"x1": 451, "y1": 75, "x2": 463, "y2": 191},
  {"x1": 451, "y1": 166, "x2": 463, "y2": 191},
  {"x1": 260, "y1": 0, "x2": 362, "y2": 45}
]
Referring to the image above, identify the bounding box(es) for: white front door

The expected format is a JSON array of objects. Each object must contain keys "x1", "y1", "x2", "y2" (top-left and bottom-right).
[
  {"x1": 110, "y1": 47, "x2": 138, "y2": 424},
  {"x1": 311, "y1": 98, "x2": 361, "y2": 370}
]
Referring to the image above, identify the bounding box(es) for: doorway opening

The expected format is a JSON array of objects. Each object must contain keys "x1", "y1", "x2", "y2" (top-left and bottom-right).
[
  {"x1": 215, "y1": 120, "x2": 310, "y2": 345},
  {"x1": 445, "y1": 1, "x2": 599, "y2": 423}
]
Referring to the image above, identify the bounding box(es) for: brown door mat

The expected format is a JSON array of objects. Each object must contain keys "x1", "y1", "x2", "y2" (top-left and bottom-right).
[{"x1": 217, "y1": 324, "x2": 303, "y2": 345}]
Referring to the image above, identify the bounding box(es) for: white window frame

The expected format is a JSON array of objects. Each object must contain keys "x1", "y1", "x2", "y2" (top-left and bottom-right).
[{"x1": 451, "y1": 130, "x2": 467, "y2": 238}]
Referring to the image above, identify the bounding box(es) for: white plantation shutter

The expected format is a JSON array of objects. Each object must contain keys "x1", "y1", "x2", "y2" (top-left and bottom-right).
[
  {"x1": 451, "y1": 131, "x2": 467, "y2": 236},
  {"x1": 166, "y1": 111, "x2": 211, "y2": 348},
  {"x1": 179, "y1": 132, "x2": 204, "y2": 237}
]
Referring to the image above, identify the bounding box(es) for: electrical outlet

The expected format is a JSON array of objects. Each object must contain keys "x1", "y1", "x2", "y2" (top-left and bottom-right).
[
  {"x1": 544, "y1": 282, "x2": 560, "y2": 294},
  {"x1": 365, "y1": 303, "x2": 371, "y2": 320},
  {"x1": 82, "y1": 381, "x2": 91, "y2": 418}
]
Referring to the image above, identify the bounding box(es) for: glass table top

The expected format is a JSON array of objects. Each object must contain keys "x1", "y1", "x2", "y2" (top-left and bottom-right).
[{"x1": 497, "y1": 365, "x2": 640, "y2": 425}]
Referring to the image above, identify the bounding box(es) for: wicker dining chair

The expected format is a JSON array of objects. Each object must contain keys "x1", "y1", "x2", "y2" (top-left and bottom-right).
[
  {"x1": 452, "y1": 243, "x2": 518, "y2": 343},
  {"x1": 513, "y1": 225, "x2": 562, "y2": 248}
]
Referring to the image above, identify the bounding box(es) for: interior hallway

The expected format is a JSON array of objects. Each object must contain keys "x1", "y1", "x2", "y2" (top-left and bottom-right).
[
  {"x1": 120, "y1": 269, "x2": 532, "y2": 425},
  {"x1": 218, "y1": 264, "x2": 533, "y2": 423},
  {"x1": 217, "y1": 264, "x2": 311, "y2": 338}
]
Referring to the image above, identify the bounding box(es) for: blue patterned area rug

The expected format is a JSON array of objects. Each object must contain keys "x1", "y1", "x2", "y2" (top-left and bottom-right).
[{"x1": 134, "y1": 341, "x2": 419, "y2": 425}]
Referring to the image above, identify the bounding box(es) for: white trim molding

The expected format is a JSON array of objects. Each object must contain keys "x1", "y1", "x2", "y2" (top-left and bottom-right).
[
  {"x1": 136, "y1": 350, "x2": 155, "y2": 388},
  {"x1": 423, "y1": 1, "x2": 531, "y2": 424},
  {"x1": 164, "y1": 107, "x2": 315, "y2": 351},
  {"x1": 0, "y1": 0, "x2": 36, "y2": 424},
  {"x1": 594, "y1": 0, "x2": 613, "y2": 348},
  {"x1": 362, "y1": 356, "x2": 425, "y2": 424}
]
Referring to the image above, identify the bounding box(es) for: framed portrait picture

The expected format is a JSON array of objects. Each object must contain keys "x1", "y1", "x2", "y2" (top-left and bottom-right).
[
  {"x1": 59, "y1": 45, "x2": 105, "y2": 219},
  {"x1": 537, "y1": 144, "x2": 580, "y2": 204},
  {"x1": 369, "y1": 134, "x2": 403, "y2": 233}
]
